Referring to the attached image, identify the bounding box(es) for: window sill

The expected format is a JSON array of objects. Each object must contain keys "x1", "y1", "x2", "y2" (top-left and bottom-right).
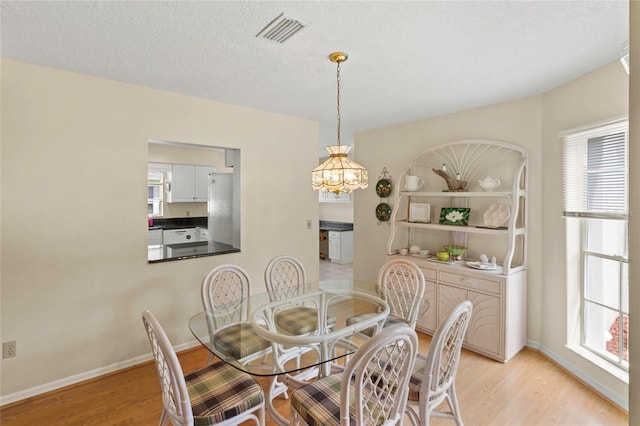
[{"x1": 566, "y1": 344, "x2": 629, "y2": 384}]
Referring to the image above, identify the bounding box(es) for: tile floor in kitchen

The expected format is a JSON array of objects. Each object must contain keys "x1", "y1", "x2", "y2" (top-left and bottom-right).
[{"x1": 319, "y1": 258, "x2": 353, "y2": 280}]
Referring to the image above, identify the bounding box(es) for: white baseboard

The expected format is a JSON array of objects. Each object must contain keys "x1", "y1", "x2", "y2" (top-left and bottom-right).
[
  {"x1": 3, "y1": 339, "x2": 628, "y2": 413},
  {"x1": 526, "y1": 340, "x2": 628, "y2": 412},
  {"x1": 0, "y1": 340, "x2": 199, "y2": 407}
]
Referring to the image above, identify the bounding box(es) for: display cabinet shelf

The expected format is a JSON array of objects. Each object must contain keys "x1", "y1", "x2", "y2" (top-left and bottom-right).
[
  {"x1": 393, "y1": 220, "x2": 513, "y2": 235},
  {"x1": 397, "y1": 190, "x2": 515, "y2": 198},
  {"x1": 386, "y1": 139, "x2": 528, "y2": 362},
  {"x1": 387, "y1": 139, "x2": 528, "y2": 275}
]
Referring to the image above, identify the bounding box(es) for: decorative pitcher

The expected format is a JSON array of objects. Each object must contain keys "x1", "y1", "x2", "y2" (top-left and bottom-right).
[{"x1": 404, "y1": 175, "x2": 424, "y2": 191}]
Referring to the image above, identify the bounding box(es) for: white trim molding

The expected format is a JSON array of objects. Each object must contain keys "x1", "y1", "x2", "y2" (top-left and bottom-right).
[{"x1": 0, "y1": 340, "x2": 200, "y2": 407}]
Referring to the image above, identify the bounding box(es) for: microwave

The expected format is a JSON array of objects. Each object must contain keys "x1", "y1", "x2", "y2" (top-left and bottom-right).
[{"x1": 409, "y1": 203, "x2": 431, "y2": 223}]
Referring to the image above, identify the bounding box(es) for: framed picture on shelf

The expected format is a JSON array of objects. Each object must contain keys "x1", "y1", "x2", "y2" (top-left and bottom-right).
[{"x1": 439, "y1": 207, "x2": 470, "y2": 226}]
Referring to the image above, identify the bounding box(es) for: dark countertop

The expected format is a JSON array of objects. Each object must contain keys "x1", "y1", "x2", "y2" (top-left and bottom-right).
[
  {"x1": 319, "y1": 220, "x2": 353, "y2": 232},
  {"x1": 148, "y1": 216, "x2": 207, "y2": 231},
  {"x1": 148, "y1": 240, "x2": 239, "y2": 263}
]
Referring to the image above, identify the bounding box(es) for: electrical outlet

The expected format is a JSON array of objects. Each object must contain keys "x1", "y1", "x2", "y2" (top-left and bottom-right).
[
  {"x1": 306, "y1": 220, "x2": 312, "y2": 230},
  {"x1": 3, "y1": 341, "x2": 16, "y2": 359}
]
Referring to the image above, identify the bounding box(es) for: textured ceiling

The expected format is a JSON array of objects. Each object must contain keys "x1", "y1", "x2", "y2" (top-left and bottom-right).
[{"x1": 0, "y1": 1, "x2": 629, "y2": 152}]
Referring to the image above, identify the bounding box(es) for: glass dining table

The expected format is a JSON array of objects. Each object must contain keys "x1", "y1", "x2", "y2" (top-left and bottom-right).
[{"x1": 188, "y1": 279, "x2": 429, "y2": 425}]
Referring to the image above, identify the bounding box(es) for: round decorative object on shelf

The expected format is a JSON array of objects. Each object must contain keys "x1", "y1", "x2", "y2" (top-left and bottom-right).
[
  {"x1": 483, "y1": 203, "x2": 510, "y2": 227},
  {"x1": 375, "y1": 178, "x2": 393, "y2": 198},
  {"x1": 375, "y1": 202, "x2": 392, "y2": 222}
]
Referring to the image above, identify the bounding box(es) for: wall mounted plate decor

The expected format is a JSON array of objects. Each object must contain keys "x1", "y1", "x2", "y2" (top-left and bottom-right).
[
  {"x1": 439, "y1": 207, "x2": 470, "y2": 226},
  {"x1": 375, "y1": 178, "x2": 392, "y2": 198},
  {"x1": 375, "y1": 202, "x2": 392, "y2": 222}
]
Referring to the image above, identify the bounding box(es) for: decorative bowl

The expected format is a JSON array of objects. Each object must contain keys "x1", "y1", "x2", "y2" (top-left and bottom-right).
[{"x1": 444, "y1": 245, "x2": 466, "y2": 257}]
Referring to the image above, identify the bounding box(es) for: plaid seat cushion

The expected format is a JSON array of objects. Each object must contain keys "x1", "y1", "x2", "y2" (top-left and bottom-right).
[
  {"x1": 185, "y1": 362, "x2": 264, "y2": 426},
  {"x1": 407, "y1": 353, "x2": 428, "y2": 402},
  {"x1": 291, "y1": 373, "x2": 389, "y2": 426},
  {"x1": 275, "y1": 306, "x2": 337, "y2": 335},
  {"x1": 212, "y1": 322, "x2": 271, "y2": 359},
  {"x1": 291, "y1": 374, "x2": 349, "y2": 426},
  {"x1": 346, "y1": 314, "x2": 408, "y2": 337}
]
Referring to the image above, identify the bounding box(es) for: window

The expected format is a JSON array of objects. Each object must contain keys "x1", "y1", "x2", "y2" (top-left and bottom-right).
[
  {"x1": 147, "y1": 170, "x2": 163, "y2": 217},
  {"x1": 562, "y1": 117, "x2": 629, "y2": 371}
]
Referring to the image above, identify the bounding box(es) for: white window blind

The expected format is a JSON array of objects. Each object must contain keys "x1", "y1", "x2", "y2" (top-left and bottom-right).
[{"x1": 561, "y1": 118, "x2": 628, "y2": 220}]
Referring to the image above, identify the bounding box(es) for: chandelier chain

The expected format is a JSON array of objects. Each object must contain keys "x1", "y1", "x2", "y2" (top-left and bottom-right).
[{"x1": 336, "y1": 61, "x2": 341, "y2": 146}]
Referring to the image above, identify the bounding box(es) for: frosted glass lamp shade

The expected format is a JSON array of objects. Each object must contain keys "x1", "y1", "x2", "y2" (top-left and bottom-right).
[{"x1": 312, "y1": 145, "x2": 368, "y2": 194}]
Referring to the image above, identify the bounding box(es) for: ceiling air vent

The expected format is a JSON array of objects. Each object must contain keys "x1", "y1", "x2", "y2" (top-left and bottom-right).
[{"x1": 256, "y1": 13, "x2": 305, "y2": 43}]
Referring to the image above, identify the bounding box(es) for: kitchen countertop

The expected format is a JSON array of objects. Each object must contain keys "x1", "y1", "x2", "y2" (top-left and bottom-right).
[
  {"x1": 148, "y1": 216, "x2": 207, "y2": 230},
  {"x1": 148, "y1": 240, "x2": 239, "y2": 263},
  {"x1": 319, "y1": 220, "x2": 353, "y2": 232}
]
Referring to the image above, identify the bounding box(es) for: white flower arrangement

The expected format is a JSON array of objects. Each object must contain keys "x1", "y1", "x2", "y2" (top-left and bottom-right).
[
  {"x1": 445, "y1": 210, "x2": 465, "y2": 223},
  {"x1": 439, "y1": 207, "x2": 470, "y2": 226}
]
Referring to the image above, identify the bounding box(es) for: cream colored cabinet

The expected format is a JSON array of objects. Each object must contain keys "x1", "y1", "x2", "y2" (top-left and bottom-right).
[
  {"x1": 438, "y1": 283, "x2": 501, "y2": 357},
  {"x1": 416, "y1": 266, "x2": 437, "y2": 333},
  {"x1": 166, "y1": 164, "x2": 214, "y2": 203},
  {"x1": 393, "y1": 254, "x2": 526, "y2": 362},
  {"x1": 387, "y1": 140, "x2": 528, "y2": 362}
]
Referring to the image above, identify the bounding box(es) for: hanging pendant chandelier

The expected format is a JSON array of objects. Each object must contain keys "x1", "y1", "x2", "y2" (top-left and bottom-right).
[{"x1": 312, "y1": 52, "x2": 368, "y2": 195}]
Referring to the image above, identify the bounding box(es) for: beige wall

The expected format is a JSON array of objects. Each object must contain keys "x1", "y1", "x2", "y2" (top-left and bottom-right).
[
  {"x1": 354, "y1": 61, "x2": 628, "y2": 407},
  {"x1": 0, "y1": 59, "x2": 320, "y2": 400},
  {"x1": 319, "y1": 201, "x2": 354, "y2": 223},
  {"x1": 627, "y1": 1, "x2": 638, "y2": 421},
  {"x1": 539, "y1": 61, "x2": 629, "y2": 405}
]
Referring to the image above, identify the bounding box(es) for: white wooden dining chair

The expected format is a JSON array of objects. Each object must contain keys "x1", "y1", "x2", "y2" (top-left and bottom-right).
[
  {"x1": 265, "y1": 255, "x2": 336, "y2": 336},
  {"x1": 406, "y1": 300, "x2": 473, "y2": 426},
  {"x1": 201, "y1": 264, "x2": 271, "y2": 366},
  {"x1": 347, "y1": 259, "x2": 426, "y2": 336},
  {"x1": 290, "y1": 324, "x2": 418, "y2": 426},
  {"x1": 264, "y1": 256, "x2": 332, "y2": 395},
  {"x1": 141, "y1": 310, "x2": 265, "y2": 426}
]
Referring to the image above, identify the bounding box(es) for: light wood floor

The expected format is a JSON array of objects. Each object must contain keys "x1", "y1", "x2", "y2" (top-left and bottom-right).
[{"x1": 0, "y1": 332, "x2": 627, "y2": 425}]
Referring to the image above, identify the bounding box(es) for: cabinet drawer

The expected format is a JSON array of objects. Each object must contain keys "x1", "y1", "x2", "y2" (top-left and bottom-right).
[
  {"x1": 439, "y1": 271, "x2": 501, "y2": 295},
  {"x1": 419, "y1": 266, "x2": 437, "y2": 282}
]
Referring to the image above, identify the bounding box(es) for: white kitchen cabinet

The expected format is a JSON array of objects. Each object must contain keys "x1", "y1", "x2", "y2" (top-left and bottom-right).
[
  {"x1": 328, "y1": 230, "x2": 353, "y2": 264},
  {"x1": 166, "y1": 164, "x2": 214, "y2": 203},
  {"x1": 166, "y1": 242, "x2": 210, "y2": 257},
  {"x1": 198, "y1": 227, "x2": 208, "y2": 241},
  {"x1": 319, "y1": 191, "x2": 351, "y2": 203},
  {"x1": 148, "y1": 229, "x2": 163, "y2": 246}
]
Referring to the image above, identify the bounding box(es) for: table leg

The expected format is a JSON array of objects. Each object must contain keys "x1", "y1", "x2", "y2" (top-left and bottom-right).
[{"x1": 265, "y1": 375, "x2": 289, "y2": 426}]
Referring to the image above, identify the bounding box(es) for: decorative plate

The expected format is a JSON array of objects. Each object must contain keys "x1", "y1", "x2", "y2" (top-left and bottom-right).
[
  {"x1": 375, "y1": 178, "x2": 392, "y2": 198},
  {"x1": 375, "y1": 202, "x2": 392, "y2": 222},
  {"x1": 466, "y1": 261, "x2": 502, "y2": 271},
  {"x1": 483, "y1": 203, "x2": 510, "y2": 228}
]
